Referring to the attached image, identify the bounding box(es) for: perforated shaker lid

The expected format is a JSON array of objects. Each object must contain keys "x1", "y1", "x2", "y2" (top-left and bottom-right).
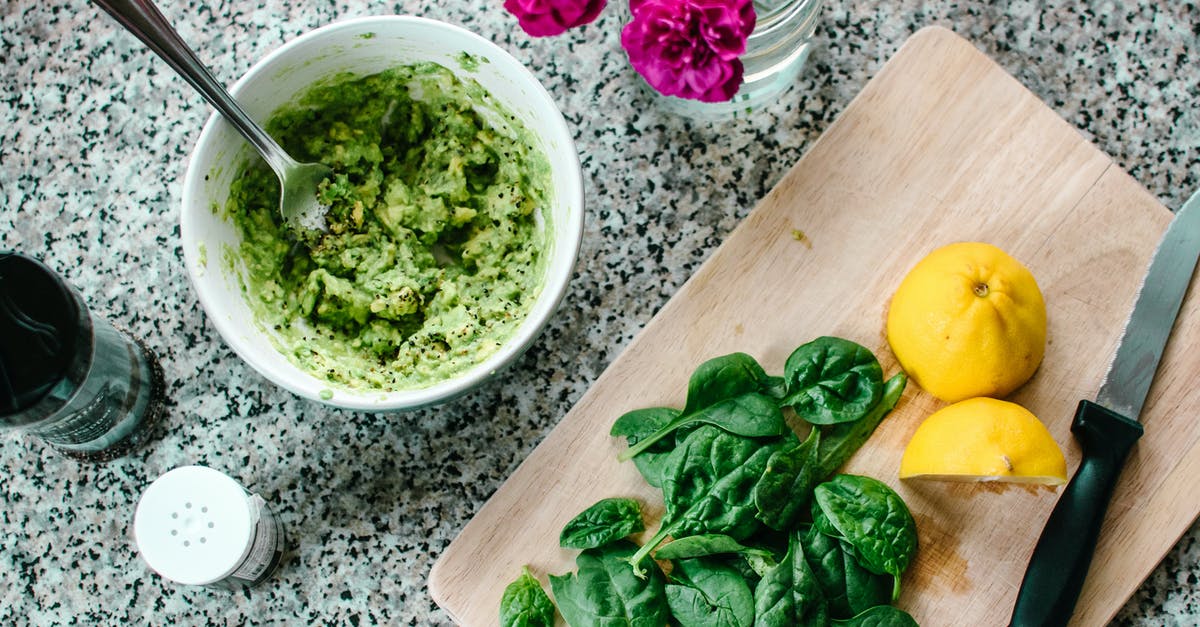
[{"x1": 133, "y1": 466, "x2": 255, "y2": 586}]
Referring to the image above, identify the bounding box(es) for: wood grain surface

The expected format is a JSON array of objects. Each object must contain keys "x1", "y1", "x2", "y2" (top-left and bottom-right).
[{"x1": 429, "y1": 26, "x2": 1200, "y2": 626}]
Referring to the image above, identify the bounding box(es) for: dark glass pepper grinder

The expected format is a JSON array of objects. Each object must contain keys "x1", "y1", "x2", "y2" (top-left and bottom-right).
[{"x1": 0, "y1": 251, "x2": 165, "y2": 461}]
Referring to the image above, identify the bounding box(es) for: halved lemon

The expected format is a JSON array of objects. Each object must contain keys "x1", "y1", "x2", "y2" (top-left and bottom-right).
[
  {"x1": 886, "y1": 242, "x2": 1047, "y2": 403},
  {"x1": 900, "y1": 397, "x2": 1067, "y2": 485}
]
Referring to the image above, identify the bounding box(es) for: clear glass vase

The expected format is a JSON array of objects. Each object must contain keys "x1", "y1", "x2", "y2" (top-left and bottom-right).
[{"x1": 644, "y1": 0, "x2": 824, "y2": 119}]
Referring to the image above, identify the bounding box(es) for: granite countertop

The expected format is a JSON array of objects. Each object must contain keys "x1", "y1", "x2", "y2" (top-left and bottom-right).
[{"x1": 2, "y1": 0, "x2": 1197, "y2": 624}]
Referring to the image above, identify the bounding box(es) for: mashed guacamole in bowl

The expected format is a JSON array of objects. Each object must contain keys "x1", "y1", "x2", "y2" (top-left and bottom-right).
[
  {"x1": 181, "y1": 17, "x2": 583, "y2": 410},
  {"x1": 226, "y1": 64, "x2": 550, "y2": 391}
]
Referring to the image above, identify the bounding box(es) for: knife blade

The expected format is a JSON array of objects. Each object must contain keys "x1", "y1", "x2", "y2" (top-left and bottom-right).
[{"x1": 1010, "y1": 188, "x2": 1200, "y2": 627}]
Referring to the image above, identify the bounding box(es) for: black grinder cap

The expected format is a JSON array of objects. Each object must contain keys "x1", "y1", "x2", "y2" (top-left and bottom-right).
[{"x1": 0, "y1": 252, "x2": 82, "y2": 414}]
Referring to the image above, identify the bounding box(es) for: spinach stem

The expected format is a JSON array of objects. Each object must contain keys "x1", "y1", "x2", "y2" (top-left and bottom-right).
[
  {"x1": 616, "y1": 416, "x2": 685, "y2": 462},
  {"x1": 814, "y1": 372, "x2": 907, "y2": 478},
  {"x1": 627, "y1": 523, "x2": 672, "y2": 579}
]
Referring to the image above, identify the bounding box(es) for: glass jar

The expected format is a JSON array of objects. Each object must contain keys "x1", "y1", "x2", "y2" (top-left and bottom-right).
[
  {"x1": 0, "y1": 252, "x2": 165, "y2": 461},
  {"x1": 646, "y1": 0, "x2": 824, "y2": 119}
]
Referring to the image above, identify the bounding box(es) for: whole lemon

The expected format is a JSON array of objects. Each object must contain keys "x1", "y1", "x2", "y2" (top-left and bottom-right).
[
  {"x1": 886, "y1": 242, "x2": 1046, "y2": 402},
  {"x1": 899, "y1": 397, "x2": 1066, "y2": 484}
]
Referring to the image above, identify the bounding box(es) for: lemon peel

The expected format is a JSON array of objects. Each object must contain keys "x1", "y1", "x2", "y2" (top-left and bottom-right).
[
  {"x1": 886, "y1": 242, "x2": 1047, "y2": 403},
  {"x1": 899, "y1": 397, "x2": 1067, "y2": 485}
]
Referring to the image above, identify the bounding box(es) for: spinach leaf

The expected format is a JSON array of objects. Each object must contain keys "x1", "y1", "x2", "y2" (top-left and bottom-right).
[
  {"x1": 761, "y1": 374, "x2": 789, "y2": 400},
  {"x1": 499, "y1": 566, "x2": 555, "y2": 627},
  {"x1": 578, "y1": 339, "x2": 914, "y2": 623},
  {"x1": 617, "y1": 353, "x2": 785, "y2": 462},
  {"x1": 549, "y1": 540, "x2": 669, "y2": 627},
  {"x1": 683, "y1": 352, "x2": 778, "y2": 414},
  {"x1": 753, "y1": 427, "x2": 821, "y2": 531},
  {"x1": 611, "y1": 407, "x2": 680, "y2": 488},
  {"x1": 618, "y1": 393, "x2": 784, "y2": 462},
  {"x1": 660, "y1": 426, "x2": 775, "y2": 532},
  {"x1": 666, "y1": 558, "x2": 755, "y2": 627},
  {"x1": 754, "y1": 372, "x2": 906, "y2": 532},
  {"x1": 800, "y1": 525, "x2": 892, "y2": 619},
  {"x1": 812, "y1": 475, "x2": 918, "y2": 601},
  {"x1": 653, "y1": 534, "x2": 774, "y2": 561},
  {"x1": 813, "y1": 373, "x2": 907, "y2": 479},
  {"x1": 811, "y1": 503, "x2": 843, "y2": 541},
  {"x1": 744, "y1": 552, "x2": 779, "y2": 580},
  {"x1": 560, "y1": 498, "x2": 645, "y2": 550},
  {"x1": 722, "y1": 554, "x2": 765, "y2": 587},
  {"x1": 781, "y1": 337, "x2": 884, "y2": 425},
  {"x1": 753, "y1": 531, "x2": 829, "y2": 627},
  {"x1": 831, "y1": 605, "x2": 919, "y2": 627},
  {"x1": 628, "y1": 426, "x2": 782, "y2": 576},
  {"x1": 715, "y1": 543, "x2": 782, "y2": 584}
]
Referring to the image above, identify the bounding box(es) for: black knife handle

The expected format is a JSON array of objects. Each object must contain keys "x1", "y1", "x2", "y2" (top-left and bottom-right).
[{"x1": 1010, "y1": 400, "x2": 1144, "y2": 627}]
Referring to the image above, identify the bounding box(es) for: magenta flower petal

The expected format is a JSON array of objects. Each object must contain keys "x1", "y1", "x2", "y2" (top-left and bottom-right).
[
  {"x1": 622, "y1": 0, "x2": 754, "y2": 102},
  {"x1": 504, "y1": 0, "x2": 608, "y2": 37}
]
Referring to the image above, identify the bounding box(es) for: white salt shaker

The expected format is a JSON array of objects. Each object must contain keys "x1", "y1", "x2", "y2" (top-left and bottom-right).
[{"x1": 133, "y1": 465, "x2": 285, "y2": 588}]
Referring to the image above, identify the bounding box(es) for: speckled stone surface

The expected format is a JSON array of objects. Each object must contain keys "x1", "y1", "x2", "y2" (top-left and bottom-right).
[{"x1": 1, "y1": 0, "x2": 1197, "y2": 624}]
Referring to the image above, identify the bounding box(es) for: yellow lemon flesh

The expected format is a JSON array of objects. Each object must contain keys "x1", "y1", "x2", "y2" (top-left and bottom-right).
[
  {"x1": 886, "y1": 242, "x2": 1047, "y2": 403},
  {"x1": 900, "y1": 397, "x2": 1067, "y2": 484}
]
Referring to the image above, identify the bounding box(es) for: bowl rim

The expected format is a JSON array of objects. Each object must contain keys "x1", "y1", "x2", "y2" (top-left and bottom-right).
[{"x1": 180, "y1": 15, "x2": 584, "y2": 411}]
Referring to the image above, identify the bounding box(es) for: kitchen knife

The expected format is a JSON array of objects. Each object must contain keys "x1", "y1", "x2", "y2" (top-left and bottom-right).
[{"x1": 1010, "y1": 188, "x2": 1200, "y2": 627}]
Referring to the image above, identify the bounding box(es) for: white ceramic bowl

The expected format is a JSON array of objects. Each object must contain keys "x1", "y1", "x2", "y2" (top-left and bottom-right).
[{"x1": 180, "y1": 16, "x2": 584, "y2": 411}]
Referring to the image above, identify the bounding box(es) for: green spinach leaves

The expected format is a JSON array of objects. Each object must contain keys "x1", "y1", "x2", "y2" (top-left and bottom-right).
[
  {"x1": 616, "y1": 353, "x2": 786, "y2": 462},
  {"x1": 813, "y1": 374, "x2": 906, "y2": 477},
  {"x1": 652, "y1": 534, "x2": 774, "y2": 562},
  {"x1": 832, "y1": 605, "x2": 921, "y2": 627},
  {"x1": 781, "y1": 337, "x2": 884, "y2": 425},
  {"x1": 549, "y1": 541, "x2": 671, "y2": 627},
  {"x1": 610, "y1": 407, "x2": 682, "y2": 488},
  {"x1": 812, "y1": 475, "x2": 918, "y2": 601},
  {"x1": 753, "y1": 427, "x2": 822, "y2": 531},
  {"x1": 511, "y1": 337, "x2": 921, "y2": 627},
  {"x1": 499, "y1": 566, "x2": 555, "y2": 627},
  {"x1": 683, "y1": 352, "x2": 785, "y2": 413},
  {"x1": 666, "y1": 558, "x2": 755, "y2": 627},
  {"x1": 754, "y1": 531, "x2": 829, "y2": 627},
  {"x1": 800, "y1": 525, "x2": 892, "y2": 619},
  {"x1": 630, "y1": 425, "x2": 782, "y2": 575},
  {"x1": 560, "y1": 498, "x2": 646, "y2": 550}
]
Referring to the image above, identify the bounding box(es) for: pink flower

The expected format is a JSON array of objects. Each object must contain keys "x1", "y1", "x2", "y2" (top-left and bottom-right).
[
  {"x1": 621, "y1": 0, "x2": 755, "y2": 102},
  {"x1": 504, "y1": 0, "x2": 608, "y2": 37}
]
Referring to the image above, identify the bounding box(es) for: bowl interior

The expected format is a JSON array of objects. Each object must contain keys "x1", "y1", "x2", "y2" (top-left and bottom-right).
[{"x1": 181, "y1": 16, "x2": 583, "y2": 410}]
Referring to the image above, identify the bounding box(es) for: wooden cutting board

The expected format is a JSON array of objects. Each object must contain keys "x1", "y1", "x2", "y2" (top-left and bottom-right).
[{"x1": 429, "y1": 26, "x2": 1200, "y2": 626}]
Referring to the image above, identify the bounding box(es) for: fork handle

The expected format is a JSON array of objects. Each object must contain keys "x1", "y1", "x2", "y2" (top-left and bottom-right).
[{"x1": 90, "y1": 0, "x2": 292, "y2": 174}]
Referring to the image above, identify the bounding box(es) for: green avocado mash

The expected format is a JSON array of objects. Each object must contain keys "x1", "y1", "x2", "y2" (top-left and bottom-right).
[{"x1": 224, "y1": 63, "x2": 552, "y2": 391}]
